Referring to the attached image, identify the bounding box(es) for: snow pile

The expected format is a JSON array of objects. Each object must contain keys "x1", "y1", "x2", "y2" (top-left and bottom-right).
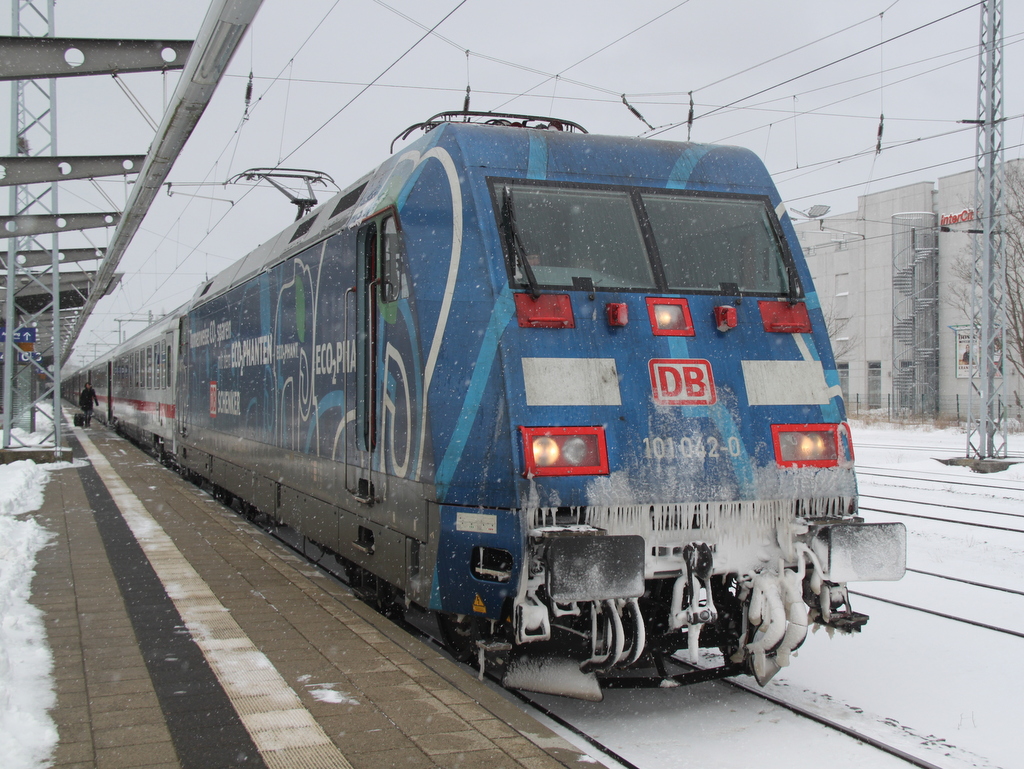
[
  {"x1": 9, "y1": 404, "x2": 55, "y2": 449},
  {"x1": 308, "y1": 686, "x2": 359, "y2": 705},
  {"x1": 296, "y1": 675, "x2": 360, "y2": 705},
  {"x1": 0, "y1": 460, "x2": 57, "y2": 769}
]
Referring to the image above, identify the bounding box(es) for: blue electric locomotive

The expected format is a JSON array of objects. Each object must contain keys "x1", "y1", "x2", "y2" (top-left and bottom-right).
[{"x1": 85, "y1": 112, "x2": 906, "y2": 699}]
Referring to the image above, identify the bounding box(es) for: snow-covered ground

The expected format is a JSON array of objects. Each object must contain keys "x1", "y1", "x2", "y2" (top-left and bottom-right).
[
  {"x1": 0, "y1": 417, "x2": 64, "y2": 769},
  {"x1": 1, "y1": 418, "x2": 1022, "y2": 768}
]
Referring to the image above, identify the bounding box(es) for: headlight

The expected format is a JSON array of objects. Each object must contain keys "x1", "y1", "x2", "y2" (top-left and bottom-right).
[
  {"x1": 532, "y1": 436, "x2": 561, "y2": 467},
  {"x1": 520, "y1": 426, "x2": 609, "y2": 476},
  {"x1": 772, "y1": 424, "x2": 840, "y2": 467},
  {"x1": 646, "y1": 297, "x2": 695, "y2": 336}
]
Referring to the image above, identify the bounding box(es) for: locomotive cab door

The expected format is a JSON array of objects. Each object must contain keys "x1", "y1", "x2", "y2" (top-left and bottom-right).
[{"x1": 351, "y1": 210, "x2": 406, "y2": 505}]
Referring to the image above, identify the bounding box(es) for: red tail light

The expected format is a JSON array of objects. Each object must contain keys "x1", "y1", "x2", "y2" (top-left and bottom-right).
[
  {"x1": 759, "y1": 300, "x2": 811, "y2": 333},
  {"x1": 520, "y1": 426, "x2": 609, "y2": 477},
  {"x1": 515, "y1": 293, "x2": 575, "y2": 328}
]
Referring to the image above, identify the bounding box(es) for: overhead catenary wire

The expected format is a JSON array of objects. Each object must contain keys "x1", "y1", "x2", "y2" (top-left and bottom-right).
[
  {"x1": 670, "y1": 0, "x2": 905, "y2": 100},
  {"x1": 634, "y1": 30, "x2": 1024, "y2": 110},
  {"x1": 369, "y1": 0, "x2": 695, "y2": 109},
  {"x1": 116, "y1": 0, "x2": 473, "y2": 322},
  {"x1": 491, "y1": 0, "x2": 695, "y2": 111},
  {"x1": 646, "y1": 0, "x2": 984, "y2": 139},
  {"x1": 774, "y1": 113, "x2": 1024, "y2": 187},
  {"x1": 192, "y1": 6, "x2": 1015, "y2": 160},
  {"x1": 782, "y1": 137, "x2": 1024, "y2": 205},
  {"x1": 211, "y1": 28, "x2": 1002, "y2": 143},
  {"x1": 223, "y1": 24, "x2": 1021, "y2": 127},
  {"x1": 103, "y1": 0, "x2": 1009, "y2": 351},
  {"x1": 276, "y1": 0, "x2": 470, "y2": 166},
  {"x1": 137, "y1": 5, "x2": 989, "y2": 223},
  {"x1": 120, "y1": 0, "x2": 351, "y2": 304},
  {"x1": 707, "y1": 35, "x2": 1024, "y2": 144}
]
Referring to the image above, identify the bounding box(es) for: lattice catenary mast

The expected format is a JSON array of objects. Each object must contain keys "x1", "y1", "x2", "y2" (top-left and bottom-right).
[
  {"x1": 2, "y1": 0, "x2": 63, "y2": 456},
  {"x1": 966, "y1": 0, "x2": 1007, "y2": 459}
]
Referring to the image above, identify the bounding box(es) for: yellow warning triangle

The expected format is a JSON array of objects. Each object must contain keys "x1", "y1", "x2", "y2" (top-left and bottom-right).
[{"x1": 472, "y1": 594, "x2": 487, "y2": 613}]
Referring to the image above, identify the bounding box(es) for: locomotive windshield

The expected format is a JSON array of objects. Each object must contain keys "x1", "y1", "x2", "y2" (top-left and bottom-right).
[
  {"x1": 494, "y1": 180, "x2": 794, "y2": 296},
  {"x1": 501, "y1": 185, "x2": 656, "y2": 290},
  {"x1": 642, "y1": 193, "x2": 791, "y2": 294}
]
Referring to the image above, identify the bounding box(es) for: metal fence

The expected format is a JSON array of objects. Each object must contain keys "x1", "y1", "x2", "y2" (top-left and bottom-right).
[{"x1": 843, "y1": 392, "x2": 1024, "y2": 430}]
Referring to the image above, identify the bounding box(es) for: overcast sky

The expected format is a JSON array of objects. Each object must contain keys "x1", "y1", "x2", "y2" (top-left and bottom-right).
[{"x1": 5, "y1": 0, "x2": 1021, "y2": 363}]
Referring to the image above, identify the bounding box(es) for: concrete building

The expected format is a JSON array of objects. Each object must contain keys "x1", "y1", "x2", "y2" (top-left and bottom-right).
[{"x1": 792, "y1": 159, "x2": 1022, "y2": 421}]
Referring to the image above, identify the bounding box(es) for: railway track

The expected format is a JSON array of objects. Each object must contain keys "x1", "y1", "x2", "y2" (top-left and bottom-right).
[
  {"x1": 471, "y1": 461, "x2": 1022, "y2": 769},
  {"x1": 849, "y1": 588, "x2": 1024, "y2": 640},
  {"x1": 860, "y1": 492, "x2": 1024, "y2": 521},
  {"x1": 905, "y1": 567, "x2": 1024, "y2": 597},
  {"x1": 507, "y1": 653, "x2": 964, "y2": 769},
  {"x1": 508, "y1": 678, "x2": 950, "y2": 769},
  {"x1": 710, "y1": 677, "x2": 949, "y2": 769},
  {"x1": 860, "y1": 504, "x2": 1024, "y2": 534},
  {"x1": 853, "y1": 441, "x2": 1022, "y2": 454},
  {"x1": 857, "y1": 474, "x2": 1024, "y2": 641},
  {"x1": 857, "y1": 465, "x2": 1024, "y2": 494}
]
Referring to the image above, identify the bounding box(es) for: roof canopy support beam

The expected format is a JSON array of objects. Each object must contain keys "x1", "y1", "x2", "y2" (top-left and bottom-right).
[
  {"x1": 0, "y1": 211, "x2": 119, "y2": 237},
  {"x1": 0, "y1": 37, "x2": 193, "y2": 80},
  {"x1": 0, "y1": 247, "x2": 103, "y2": 268},
  {"x1": 0, "y1": 154, "x2": 144, "y2": 185}
]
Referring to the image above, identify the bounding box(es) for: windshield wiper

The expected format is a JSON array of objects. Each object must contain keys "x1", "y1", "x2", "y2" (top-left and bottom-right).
[
  {"x1": 501, "y1": 185, "x2": 540, "y2": 299},
  {"x1": 786, "y1": 264, "x2": 802, "y2": 304}
]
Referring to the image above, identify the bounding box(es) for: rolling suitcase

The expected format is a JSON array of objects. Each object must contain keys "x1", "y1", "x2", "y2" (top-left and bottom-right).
[{"x1": 73, "y1": 412, "x2": 85, "y2": 427}]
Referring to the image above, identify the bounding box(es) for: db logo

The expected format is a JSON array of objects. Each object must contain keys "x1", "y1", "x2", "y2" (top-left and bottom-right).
[
  {"x1": 209, "y1": 381, "x2": 218, "y2": 418},
  {"x1": 649, "y1": 359, "x2": 716, "y2": 405}
]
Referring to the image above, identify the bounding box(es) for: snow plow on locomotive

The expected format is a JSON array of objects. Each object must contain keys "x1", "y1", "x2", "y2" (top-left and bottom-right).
[{"x1": 75, "y1": 113, "x2": 906, "y2": 700}]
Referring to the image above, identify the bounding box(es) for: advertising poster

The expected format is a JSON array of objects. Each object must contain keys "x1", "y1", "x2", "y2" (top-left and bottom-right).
[{"x1": 955, "y1": 326, "x2": 1002, "y2": 378}]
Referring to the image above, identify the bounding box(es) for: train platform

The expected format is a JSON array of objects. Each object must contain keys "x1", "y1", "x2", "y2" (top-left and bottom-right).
[{"x1": 32, "y1": 417, "x2": 591, "y2": 769}]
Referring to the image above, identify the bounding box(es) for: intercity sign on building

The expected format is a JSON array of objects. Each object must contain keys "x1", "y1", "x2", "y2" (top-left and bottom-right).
[{"x1": 940, "y1": 209, "x2": 975, "y2": 227}]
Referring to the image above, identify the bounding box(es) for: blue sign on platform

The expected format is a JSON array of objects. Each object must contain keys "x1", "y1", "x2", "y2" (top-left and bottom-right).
[{"x1": 0, "y1": 327, "x2": 37, "y2": 344}]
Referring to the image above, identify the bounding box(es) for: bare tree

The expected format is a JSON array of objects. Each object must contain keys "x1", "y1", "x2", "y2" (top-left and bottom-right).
[
  {"x1": 1003, "y1": 164, "x2": 1024, "y2": 382},
  {"x1": 821, "y1": 304, "x2": 858, "y2": 362}
]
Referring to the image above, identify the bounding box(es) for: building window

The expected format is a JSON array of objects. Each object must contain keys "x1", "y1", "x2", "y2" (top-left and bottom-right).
[
  {"x1": 834, "y1": 273, "x2": 850, "y2": 319},
  {"x1": 868, "y1": 361, "x2": 882, "y2": 409},
  {"x1": 837, "y1": 362, "x2": 849, "y2": 405}
]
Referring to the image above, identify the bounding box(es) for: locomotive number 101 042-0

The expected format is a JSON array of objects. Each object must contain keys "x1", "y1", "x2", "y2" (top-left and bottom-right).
[{"x1": 643, "y1": 434, "x2": 743, "y2": 461}]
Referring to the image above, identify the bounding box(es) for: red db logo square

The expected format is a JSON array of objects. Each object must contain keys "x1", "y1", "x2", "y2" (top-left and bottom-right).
[{"x1": 649, "y1": 359, "x2": 716, "y2": 405}]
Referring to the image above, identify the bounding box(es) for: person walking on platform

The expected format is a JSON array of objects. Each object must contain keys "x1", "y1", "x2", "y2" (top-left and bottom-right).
[{"x1": 79, "y1": 382, "x2": 99, "y2": 427}]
